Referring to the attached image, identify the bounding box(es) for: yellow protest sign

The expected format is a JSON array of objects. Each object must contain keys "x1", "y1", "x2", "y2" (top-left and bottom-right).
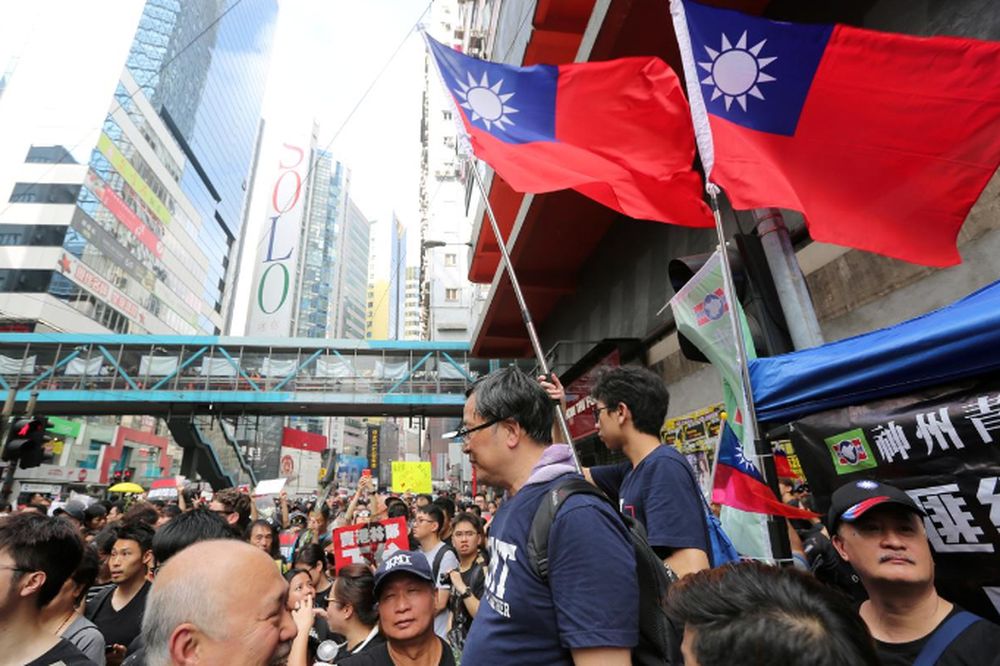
[{"x1": 391, "y1": 461, "x2": 432, "y2": 494}]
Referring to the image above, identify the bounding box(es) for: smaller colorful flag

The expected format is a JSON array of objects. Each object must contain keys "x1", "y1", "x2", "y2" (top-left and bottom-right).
[
  {"x1": 773, "y1": 448, "x2": 795, "y2": 479},
  {"x1": 713, "y1": 424, "x2": 820, "y2": 520}
]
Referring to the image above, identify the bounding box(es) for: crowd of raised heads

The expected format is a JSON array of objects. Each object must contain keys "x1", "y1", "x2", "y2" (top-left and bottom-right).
[
  {"x1": 0, "y1": 466, "x2": 503, "y2": 665},
  {"x1": 3, "y1": 365, "x2": 1000, "y2": 665}
]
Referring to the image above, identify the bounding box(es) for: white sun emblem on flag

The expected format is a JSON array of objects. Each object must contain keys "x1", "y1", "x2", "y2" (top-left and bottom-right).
[
  {"x1": 698, "y1": 31, "x2": 776, "y2": 112},
  {"x1": 453, "y1": 71, "x2": 518, "y2": 131}
]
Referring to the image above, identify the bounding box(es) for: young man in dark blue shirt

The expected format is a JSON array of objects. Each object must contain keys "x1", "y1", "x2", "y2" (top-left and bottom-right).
[
  {"x1": 460, "y1": 366, "x2": 638, "y2": 666},
  {"x1": 549, "y1": 366, "x2": 710, "y2": 577}
]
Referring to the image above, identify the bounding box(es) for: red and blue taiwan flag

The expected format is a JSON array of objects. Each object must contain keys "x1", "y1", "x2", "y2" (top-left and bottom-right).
[
  {"x1": 713, "y1": 423, "x2": 819, "y2": 520},
  {"x1": 672, "y1": 0, "x2": 1000, "y2": 267},
  {"x1": 423, "y1": 34, "x2": 712, "y2": 229}
]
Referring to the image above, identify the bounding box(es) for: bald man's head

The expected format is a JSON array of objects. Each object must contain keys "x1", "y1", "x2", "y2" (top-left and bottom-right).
[{"x1": 143, "y1": 540, "x2": 296, "y2": 666}]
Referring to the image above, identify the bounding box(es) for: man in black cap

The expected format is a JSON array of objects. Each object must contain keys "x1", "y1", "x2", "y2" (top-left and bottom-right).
[
  {"x1": 338, "y1": 550, "x2": 455, "y2": 666},
  {"x1": 829, "y1": 479, "x2": 1000, "y2": 665},
  {"x1": 53, "y1": 500, "x2": 87, "y2": 533}
]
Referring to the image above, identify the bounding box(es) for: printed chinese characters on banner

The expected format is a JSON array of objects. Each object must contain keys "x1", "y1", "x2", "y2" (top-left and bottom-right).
[
  {"x1": 788, "y1": 379, "x2": 1000, "y2": 621},
  {"x1": 332, "y1": 517, "x2": 409, "y2": 573}
]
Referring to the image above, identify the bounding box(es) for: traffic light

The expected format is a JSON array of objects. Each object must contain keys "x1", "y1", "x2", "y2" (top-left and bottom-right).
[
  {"x1": 112, "y1": 470, "x2": 123, "y2": 483},
  {"x1": 669, "y1": 233, "x2": 793, "y2": 362},
  {"x1": 124, "y1": 468, "x2": 133, "y2": 481},
  {"x1": 1, "y1": 416, "x2": 53, "y2": 469}
]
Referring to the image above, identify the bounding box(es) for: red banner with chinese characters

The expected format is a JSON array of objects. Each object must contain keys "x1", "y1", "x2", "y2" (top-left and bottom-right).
[{"x1": 332, "y1": 517, "x2": 409, "y2": 573}]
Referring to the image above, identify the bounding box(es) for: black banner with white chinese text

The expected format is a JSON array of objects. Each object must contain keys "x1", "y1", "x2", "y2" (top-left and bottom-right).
[{"x1": 789, "y1": 377, "x2": 1000, "y2": 620}]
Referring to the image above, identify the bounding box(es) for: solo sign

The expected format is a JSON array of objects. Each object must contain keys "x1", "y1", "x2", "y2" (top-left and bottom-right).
[{"x1": 248, "y1": 142, "x2": 308, "y2": 336}]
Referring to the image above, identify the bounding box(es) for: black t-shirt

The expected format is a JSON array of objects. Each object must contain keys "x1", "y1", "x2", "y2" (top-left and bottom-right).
[
  {"x1": 333, "y1": 632, "x2": 386, "y2": 663},
  {"x1": 446, "y1": 559, "x2": 487, "y2": 649},
  {"x1": 337, "y1": 637, "x2": 455, "y2": 666},
  {"x1": 88, "y1": 580, "x2": 151, "y2": 647},
  {"x1": 875, "y1": 605, "x2": 1000, "y2": 666},
  {"x1": 25, "y1": 638, "x2": 95, "y2": 666}
]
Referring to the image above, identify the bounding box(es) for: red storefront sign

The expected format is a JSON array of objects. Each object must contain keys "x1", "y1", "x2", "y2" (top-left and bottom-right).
[
  {"x1": 564, "y1": 349, "x2": 621, "y2": 440},
  {"x1": 281, "y1": 427, "x2": 327, "y2": 452}
]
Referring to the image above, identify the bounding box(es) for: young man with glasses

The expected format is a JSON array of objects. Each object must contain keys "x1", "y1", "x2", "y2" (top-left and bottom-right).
[
  {"x1": 0, "y1": 511, "x2": 93, "y2": 665},
  {"x1": 458, "y1": 366, "x2": 638, "y2": 666},
  {"x1": 209, "y1": 487, "x2": 252, "y2": 535},
  {"x1": 584, "y1": 366, "x2": 710, "y2": 578},
  {"x1": 413, "y1": 504, "x2": 459, "y2": 639}
]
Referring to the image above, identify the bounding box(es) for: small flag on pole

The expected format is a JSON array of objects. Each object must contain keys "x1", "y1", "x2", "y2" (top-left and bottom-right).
[
  {"x1": 423, "y1": 33, "x2": 713, "y2": 228},
  {"x1": 670, "y1": 0, "x2": 1000, "y2": 267},
  {"x1": 714, "y1": 424, "x2": 820, "y2": 520},
  {"x1": 670, "y1": 251, "x2": 772, "y2": 557}
]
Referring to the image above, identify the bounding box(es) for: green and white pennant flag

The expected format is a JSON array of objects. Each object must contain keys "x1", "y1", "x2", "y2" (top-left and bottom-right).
[{"x1": 669, "y1": 250, "x2": 772, "y2": 559}]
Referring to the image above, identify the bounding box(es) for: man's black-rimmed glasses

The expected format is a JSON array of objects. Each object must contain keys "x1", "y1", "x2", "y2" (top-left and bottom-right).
[{"x1": 444, "y1": 417, "x2": 504, "y2": 443}]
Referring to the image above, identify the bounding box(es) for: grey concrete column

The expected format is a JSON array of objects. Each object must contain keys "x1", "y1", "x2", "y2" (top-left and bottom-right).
[{"x1": 753, "y1": 209, "x2": 825, "y2": 350}]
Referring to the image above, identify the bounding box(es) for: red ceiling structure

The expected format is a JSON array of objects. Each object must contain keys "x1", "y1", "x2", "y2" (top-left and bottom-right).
[{"x1": 468, "y1": 0, "x2": 770, "y2": 357}]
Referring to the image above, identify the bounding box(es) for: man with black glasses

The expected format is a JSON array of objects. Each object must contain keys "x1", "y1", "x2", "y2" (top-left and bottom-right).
[
  {"x1": 457, "y1": 366, "x2": 638, "y2": 666},
  {"x1": 0, "y1": 512, "x2": 93, "y2": 665},
  {"x1": 413, "y1": 504, "x2": 458, "y2": 639},
  {"x1": 584, "y1": 366, "x2": 710, "y2": 577}
]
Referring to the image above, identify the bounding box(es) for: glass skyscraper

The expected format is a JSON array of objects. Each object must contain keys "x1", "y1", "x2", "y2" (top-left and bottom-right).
[{"x1": 0, "y1": 0, "x2": 277, "y2": 336}]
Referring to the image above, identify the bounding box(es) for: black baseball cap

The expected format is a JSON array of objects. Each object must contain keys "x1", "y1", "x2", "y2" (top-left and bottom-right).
[
  {"x1": 828, "y1": 479, "x2": 926, "y2": 531},
  {"x1": 53, "y1": 500, "x2": 87, "y2": 522},
  {"x1": 373, "y1": 550, "x2": 434, "y2": 597}
]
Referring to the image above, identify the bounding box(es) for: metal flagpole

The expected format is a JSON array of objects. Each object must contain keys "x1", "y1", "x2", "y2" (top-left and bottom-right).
[
  {"x1": 468, "y1": 164, "x2": 581, "y2": 473},
  {"x1": 418, "y1": 27, "x2": 580, "y2": 472},
  {"x1": 705, "y1": 182, "x2": 791, "y2": 562}
]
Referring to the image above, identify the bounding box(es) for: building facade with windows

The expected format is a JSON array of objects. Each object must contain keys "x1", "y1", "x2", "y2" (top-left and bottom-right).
[{"x1": 0, "y1": 0, "x2": 277, "y2": 335}]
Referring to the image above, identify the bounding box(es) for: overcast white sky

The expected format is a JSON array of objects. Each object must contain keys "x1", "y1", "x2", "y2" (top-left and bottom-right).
[
  {"x1": 230, "y1": 0, "x2": 430, "y2": 332},
  {"x1": 0, "y1": 0, "x2": 431, "y2": 334}
]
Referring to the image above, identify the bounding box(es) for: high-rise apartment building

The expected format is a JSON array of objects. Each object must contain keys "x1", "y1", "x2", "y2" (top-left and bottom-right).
[
  {"x1": 418, "y1": 0, "x2": 484, "y2": 342},
  {"x1": 403, "y1": 265, "x2": 422, "y2": 340},
  {"x1": 0, "y1": 0, "x2": 277, "y2": 335}
]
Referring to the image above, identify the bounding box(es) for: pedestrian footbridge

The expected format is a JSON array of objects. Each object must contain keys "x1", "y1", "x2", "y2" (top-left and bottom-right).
[
  {"x1": 0, "y1": 334, "x2": 498, "y2": 417},
  {"x1": 0, "y1": 334, "x2": 507, "y2": 489}
]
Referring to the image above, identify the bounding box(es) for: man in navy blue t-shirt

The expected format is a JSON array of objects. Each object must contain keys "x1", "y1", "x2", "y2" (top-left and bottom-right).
[
  {"x1": 583, "y1": 366, "x2": 710, "y2": 577},
  {"x1": 458, "y1": 367, "x2": 638, "y2": 666}
]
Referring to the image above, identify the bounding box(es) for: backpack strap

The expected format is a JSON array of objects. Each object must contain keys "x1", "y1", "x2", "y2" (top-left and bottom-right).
[
  {"x1": 431, "y1": 543, "x2": 455, "y2": 582},
  {"x1": 913, "y1": 611, "x2": 981, "y2": 666},
  {"x1": 85, "y1": 585, "x2": 114, "y2": 621},
  {"x1": 527, "y1": 476, "x2": 611, "y2": 582}
]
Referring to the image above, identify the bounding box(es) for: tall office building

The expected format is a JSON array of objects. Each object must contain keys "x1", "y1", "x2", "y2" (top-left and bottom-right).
[
  {"x1": 0, "y1": 0, "x2": 277, "y2": 335},
  {"x1": 332, "y1": 199, "x2": 372, "y2": 340},
  {"x1": 294, "y1": 149, "x2": 349, "y2": 338},
  {"x1": 387, "y1": 214, "x2": 408, "y2": 340}
]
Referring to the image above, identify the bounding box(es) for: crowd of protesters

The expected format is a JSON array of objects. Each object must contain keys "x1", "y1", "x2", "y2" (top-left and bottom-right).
[{"x1": 3, "y1": 365, "x2": 1000, "y2": 665}]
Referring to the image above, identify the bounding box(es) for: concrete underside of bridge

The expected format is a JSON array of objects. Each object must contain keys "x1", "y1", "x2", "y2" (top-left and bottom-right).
[{"x1": 11, "y1": 390, "x2": 466, "y2": 418}]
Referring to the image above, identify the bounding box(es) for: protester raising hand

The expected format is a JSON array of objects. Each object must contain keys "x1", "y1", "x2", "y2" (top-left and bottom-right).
[
  {"x1": 288, "y1": 593, "x2": 315, "y2": 666},
  {"x1": 285, "y1": 569, "x2": 318, "y2": 666},
  {"x1": 538, "y1": 372, "x2": 567, "y2": 443}
]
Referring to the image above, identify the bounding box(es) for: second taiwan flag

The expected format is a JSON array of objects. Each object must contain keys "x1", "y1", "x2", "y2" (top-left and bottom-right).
[
  {"x1": 424, "y1": 34, "x2": 712, "y2": 228},
  {"x1": 672, "y1": 0, "x2": 1000, "y2": 267}
]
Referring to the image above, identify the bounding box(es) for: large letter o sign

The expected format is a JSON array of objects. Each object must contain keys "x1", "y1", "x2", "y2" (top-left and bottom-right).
[{"x1": 257, "y1": 263, "x2": 290, "y2": 314}]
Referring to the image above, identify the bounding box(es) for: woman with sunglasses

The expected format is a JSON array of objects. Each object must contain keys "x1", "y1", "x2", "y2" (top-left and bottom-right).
[{"x1": 326, "y1": 564, "x2": 384, "y2": 662}]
